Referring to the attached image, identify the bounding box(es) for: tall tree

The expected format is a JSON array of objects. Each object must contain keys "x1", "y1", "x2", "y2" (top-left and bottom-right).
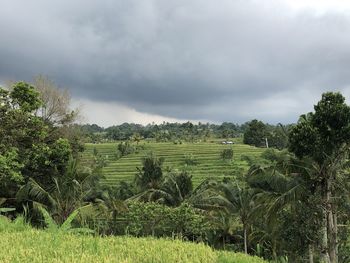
[
  {"x1": 217, "y1": 182, "x2": 254, "y2": 254},
  {"x1": 289, "y1": 92, "x2": 350, "y2": 263},
  {"x1": 246, "y1": 149, "x2": 321, "y2": 261},
  {"x1": 33, "y1": 75, "x2": 84, "y2": 156},
  {"x1": 33, "y1": 75, "x2": 79, "y2": 125},
  {"x1": 243, "y1": 120, "x2": 267, "y2": 147},
  {"x1": 0, "y1": 82, "x2": 72, "y2": 198}
]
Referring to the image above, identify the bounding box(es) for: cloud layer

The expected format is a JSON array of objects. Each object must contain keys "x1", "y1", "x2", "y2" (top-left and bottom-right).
[{"x1": 1, "y1": 0, "x2": 350, "y2": 125}]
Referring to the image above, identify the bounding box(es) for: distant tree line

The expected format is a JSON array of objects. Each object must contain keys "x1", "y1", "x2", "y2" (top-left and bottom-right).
[{"x1": 80, "y1": 120, "x2": 291, "y2": 149}]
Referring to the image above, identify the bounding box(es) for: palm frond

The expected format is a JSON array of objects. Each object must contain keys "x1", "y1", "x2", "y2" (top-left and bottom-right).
[{"x1": 16, "y1": 178, "x2": 56, "y2": 208}]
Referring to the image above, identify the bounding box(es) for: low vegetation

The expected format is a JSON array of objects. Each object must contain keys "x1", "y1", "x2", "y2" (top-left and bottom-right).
[{"x1": 0, "y1": 217, "x2": 266, "y2": 263}]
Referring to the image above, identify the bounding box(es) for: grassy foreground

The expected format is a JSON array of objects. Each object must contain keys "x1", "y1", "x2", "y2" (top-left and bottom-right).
[{"x1": 0, "y1": 217, "x2": 266, "y2": 263}]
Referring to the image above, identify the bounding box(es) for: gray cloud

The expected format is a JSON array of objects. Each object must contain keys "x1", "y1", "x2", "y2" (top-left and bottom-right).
[{"x1": 1, "y1": 0, "x2": 350, "y2": 124}]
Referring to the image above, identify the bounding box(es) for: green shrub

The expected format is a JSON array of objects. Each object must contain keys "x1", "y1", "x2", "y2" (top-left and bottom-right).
[
  {"x1": 221, "y1": 148, "x2": 233, "y2": 161},
  {"x1": 98, "y1": 202, "x2": 210, "y2": 240}
]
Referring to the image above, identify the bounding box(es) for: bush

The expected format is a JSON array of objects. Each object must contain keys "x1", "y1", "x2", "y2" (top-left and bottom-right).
[
  {"x1": 117, "y1": 141, "x2": 135, "y2": 156},
  {"x1": 221, "y1": 148, "x2": 233, "y2": 161},
  {"x1": 96, "y1": 202, "x2": 210, "y2": 241}
]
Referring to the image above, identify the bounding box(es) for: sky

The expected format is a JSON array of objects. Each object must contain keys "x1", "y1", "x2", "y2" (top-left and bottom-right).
[{"x1": 1, "y1": 0, "x2": 350, "y2": 127}]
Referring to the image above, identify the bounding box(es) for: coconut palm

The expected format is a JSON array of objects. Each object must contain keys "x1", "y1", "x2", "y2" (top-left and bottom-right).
[
  {"x1": 128, "y1": 171, "x2": 193, "y2": 207},
  {"x1": 134, "y1": 153, "x2": 164, "y2": 191},
  {"x1": 219, "y1": 182, "x2": 254, "y2": 254},
  {"x1": 185, "y1": 178, "x2": 255, "y2": 253},
  {"x1": 246, "y1": 149, "x2": 322, "y2": 261}
]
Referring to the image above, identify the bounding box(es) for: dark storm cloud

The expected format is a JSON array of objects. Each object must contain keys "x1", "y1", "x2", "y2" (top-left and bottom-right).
[{"x1": 1, "y1": 0, "x2": 350, "y2": 123}]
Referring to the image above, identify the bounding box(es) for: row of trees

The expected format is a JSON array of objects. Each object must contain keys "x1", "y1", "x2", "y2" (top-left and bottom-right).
[{"x1": 81, "y1": 120, "x2": 289, "y2": 146}]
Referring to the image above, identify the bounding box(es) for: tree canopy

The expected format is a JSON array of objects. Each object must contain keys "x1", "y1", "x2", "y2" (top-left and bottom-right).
[
  {"x1": 0, "y1": 82, "x2": 73, "y2": 198},
  {"x1": 289, "y1": 92, "x2": 350, "y2": 263}
]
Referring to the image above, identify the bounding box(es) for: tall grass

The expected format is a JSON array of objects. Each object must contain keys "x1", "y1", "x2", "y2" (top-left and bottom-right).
[{"x1": 0, "y1": 216, "x2": 266, "y2": 263}]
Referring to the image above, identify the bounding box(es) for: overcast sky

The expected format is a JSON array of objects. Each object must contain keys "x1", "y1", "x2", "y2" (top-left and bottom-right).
[{"x1": 1, "y1": 0, "x2": 350, "y2": 126}]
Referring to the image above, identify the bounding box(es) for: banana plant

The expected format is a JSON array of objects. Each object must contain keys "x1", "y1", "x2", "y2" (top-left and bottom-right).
[{"x1": 36, "y1": 204, "x2": 93, "y2": 234}]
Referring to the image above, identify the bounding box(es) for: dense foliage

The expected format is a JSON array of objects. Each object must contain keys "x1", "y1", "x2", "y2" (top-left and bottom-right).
[
  {"x1": 288, "y1": 92, "x2": 350, "y2": 262},
  {"x1": 243, "y1": 120, "x2": 289, "y2": 149},
  {"x1": 81, "y1": 121, "x2": 290, "y2": 149},
  {"x1": 0, "y1": 83, "x2": 73, "y2": 201}
]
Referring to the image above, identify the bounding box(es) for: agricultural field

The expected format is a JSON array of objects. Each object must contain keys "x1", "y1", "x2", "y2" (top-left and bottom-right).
[
  {"x1": 0, "y1": 217, "x2": 266, "y2": 263},
  {"x1": 81, "y1": 139, "x2": 265, "y2": 186}
]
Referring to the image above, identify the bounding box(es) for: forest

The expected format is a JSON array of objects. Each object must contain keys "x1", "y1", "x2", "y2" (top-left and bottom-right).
[{"x1": 1, "y1": 79, "x2": 350, "y2": 263}]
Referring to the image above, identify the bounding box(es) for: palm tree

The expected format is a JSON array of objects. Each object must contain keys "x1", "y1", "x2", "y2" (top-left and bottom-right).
[
  {"x1": 16, "y1": 157, "x2": 102, "y2": 225},
  {"x1": 203, "y1": 210, "x2": 241, "y2": 249},
  {"x1": 246, "y1": 149, "x2": 321, "y2": 261},
  {"x1": 128, "y1": 171, "x2": 193, "y2": 207},
  {"x1": 134, "y1": 153, "x2": 164, "y2": 191},
  {"x1": 204, "y1": 182, "x2": 254, "y2": 253},
  {"x1": 186, "y1": 179, "x2": 220, "y2": 207},
  {"x1": 186, "y1": 179, "x2": 254, "y2": 252}
]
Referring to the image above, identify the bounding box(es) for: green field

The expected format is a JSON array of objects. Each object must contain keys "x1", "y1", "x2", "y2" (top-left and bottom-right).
[
  {"x1": 81, "y1": 140, "x2": 265, "y2": 186},
  {"x1": 0, "y1": 217, "x2": 266, "y2": 263}
]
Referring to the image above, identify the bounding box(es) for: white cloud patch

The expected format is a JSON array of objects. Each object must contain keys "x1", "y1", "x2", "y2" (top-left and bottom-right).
[{"x1": 73, "y1": 99, "x2": 202, "y2": 127}]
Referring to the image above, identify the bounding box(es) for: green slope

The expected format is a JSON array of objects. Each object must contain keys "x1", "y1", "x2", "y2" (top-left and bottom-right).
[{"x1": 81, "y1": 141, "x2": 265, "y2": 186}]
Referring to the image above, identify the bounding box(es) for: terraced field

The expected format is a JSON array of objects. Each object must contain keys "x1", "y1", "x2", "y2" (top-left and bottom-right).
[{"x1": 81, "y1": 140, "x2": 265, "y2": 186}]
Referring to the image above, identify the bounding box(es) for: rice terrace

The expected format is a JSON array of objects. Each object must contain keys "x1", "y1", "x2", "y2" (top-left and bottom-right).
[
  {"x1": 1, "y1": 1, "x2": 350, "y2": 263},
  {"x1": 0, "y1": 216, "x2": 266, "y2": 263},
  {"x1": 82, "y1": 140, "x2": 264, "y2": 186}
]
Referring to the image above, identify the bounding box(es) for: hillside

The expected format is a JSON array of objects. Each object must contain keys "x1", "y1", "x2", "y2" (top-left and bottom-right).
[
  {"x1": 81, "y1": 140, "x2": 265, "y2": 186},
  {"x1": 0, "y1": 217, "x2": 266, "y2": 263}
]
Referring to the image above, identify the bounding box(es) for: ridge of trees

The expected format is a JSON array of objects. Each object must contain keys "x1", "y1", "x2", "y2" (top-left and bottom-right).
[{"x1": 81, "y1": 121, "x2": 291, "y2": 148}]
